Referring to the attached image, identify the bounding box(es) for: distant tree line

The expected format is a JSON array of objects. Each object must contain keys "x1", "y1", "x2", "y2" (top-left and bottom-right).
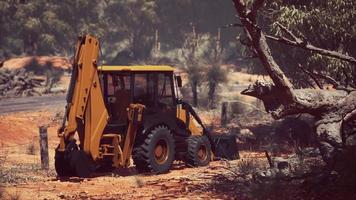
[
  {"x1": 0, "y1": 0, "x2": 239, "y2": 64},
  {"x1": 1, "y1": 0, "x2": 355, "y2": 107}
]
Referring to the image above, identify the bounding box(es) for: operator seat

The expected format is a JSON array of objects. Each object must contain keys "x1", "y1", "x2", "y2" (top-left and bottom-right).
[{"x1": 113, "y1": 89, "x2": 131, "y2": 124}]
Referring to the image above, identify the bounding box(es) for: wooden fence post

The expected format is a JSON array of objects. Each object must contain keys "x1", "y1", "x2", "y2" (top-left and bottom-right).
[
  {"x1": 221, "y1": 102, "x2": 228, "y2": 127},
  {"x1": 39, "y1": 126, "x2": 49, "y2": 170}
]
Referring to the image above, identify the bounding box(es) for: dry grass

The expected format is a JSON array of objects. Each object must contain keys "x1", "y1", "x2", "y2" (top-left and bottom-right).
[
  {"x1": 0, "y1": 146, "x2": 6, "y2": 199},
  {"x1": 227, "y1": 72, "x2": 270, "y2": 85},
  {"x1": 134, "y1": 176, "x2": 145, "y2": 188},
  {"x1": 0, "y1": 186, "x2": 4, "y2": 199},
  {"x1": 0, "y1": 148, "x2": 7, "y2": 182},
  {"x1": 26, "y1": 141, "x2": 36, "y2": 155},
  {"x1": 236, "y1": 158, "x2": 265, "y2": 175},
  {"x1": 9, "y1": 191, "x2": 21, "y2": 200}
]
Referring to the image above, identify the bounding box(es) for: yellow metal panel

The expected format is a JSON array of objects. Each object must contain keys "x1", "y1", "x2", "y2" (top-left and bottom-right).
[
  {"x1": 87, "y1": 72, "x2": 109, "y2": 159},
  {"x1": 78, "y1": 36, "x2": 109, "y2": 160},
  {"x1": 121, "y1": 104, "x2": 145, "y2": 167},
  {"x1": 76, "y1": 36, "x2": 100, "y2": 119},
  {"x1": 176, "y1": 105, "x2": 202, "y2": 136},
  {"x1": 62, "y1": 37, "x2": 86, "y2": 139},
  {"x1": 60, "y1": 35, "x2": 109, "y2": 160},
  {"x1": 98, "y1": 65, "x2": 174, "y2": 72}
]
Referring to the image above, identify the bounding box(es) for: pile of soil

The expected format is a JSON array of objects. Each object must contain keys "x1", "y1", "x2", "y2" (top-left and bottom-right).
[{"x1": 1, "y1": 56, "x2": 71, "y2": 70}]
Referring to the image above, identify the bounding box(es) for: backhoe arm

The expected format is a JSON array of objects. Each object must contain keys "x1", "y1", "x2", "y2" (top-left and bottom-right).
[{"x1": 58, "y1": 35, "x2": 109, "y2": 160}]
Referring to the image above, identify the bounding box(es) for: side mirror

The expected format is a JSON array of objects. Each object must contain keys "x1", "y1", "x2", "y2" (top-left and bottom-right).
[{"x1": 176, "y1": 76, "x2": 182, "y2": 88}]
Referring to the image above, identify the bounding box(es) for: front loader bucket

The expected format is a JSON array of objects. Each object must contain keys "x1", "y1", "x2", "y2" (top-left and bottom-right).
[{"x1": 210, "y1": 134, "x2": 239, "y2": 160}]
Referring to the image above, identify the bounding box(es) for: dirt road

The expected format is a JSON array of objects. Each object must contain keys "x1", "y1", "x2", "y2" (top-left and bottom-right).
[{"x1": 0, "y1": 95, "x2": 65, "y2": 115}]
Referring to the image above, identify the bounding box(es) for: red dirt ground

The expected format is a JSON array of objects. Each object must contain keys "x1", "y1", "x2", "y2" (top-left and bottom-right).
[
  {"x1": 0, "y1": 110, "x2": 259, "y2": 200},
  {"x1": 0, "y1": 111, "x2": 58, "y2": 146}
]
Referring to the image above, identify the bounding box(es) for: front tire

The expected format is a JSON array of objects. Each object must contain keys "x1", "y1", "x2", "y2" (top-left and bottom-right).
[
  {"x1": 185, "y1": 135, "x2": 212, "y2": 167},
  {"x1": 133, "y1": 125, "x2": 175, "y2": 173}
]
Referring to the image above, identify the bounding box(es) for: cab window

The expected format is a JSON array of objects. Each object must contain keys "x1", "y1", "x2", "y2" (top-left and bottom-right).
[
  {"x1": 134, "y1": 73, "x2": 155, "y2": 106},
  {"x1": 157, "y1": 73, "x2": 173, "y2": 106}
]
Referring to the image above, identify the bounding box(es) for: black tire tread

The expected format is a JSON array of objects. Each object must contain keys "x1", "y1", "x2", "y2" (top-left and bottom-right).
[
  {"x1": 133, "y1": 125, "x2": 175, "y2": 173},
  {"x1": 186, "y1": 135, "x2": 211, "y2": 167}
]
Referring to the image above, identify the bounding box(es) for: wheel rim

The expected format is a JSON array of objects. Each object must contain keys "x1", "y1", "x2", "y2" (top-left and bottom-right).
[
  {"x1": 154, "y1": 139, "x2": 169, "y2": 165},
  {"x1": 197, "y1": 145, "x2": 208, "y2": 161}
]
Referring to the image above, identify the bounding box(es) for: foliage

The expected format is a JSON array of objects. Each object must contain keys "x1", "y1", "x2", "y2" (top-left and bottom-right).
[
  {"x1": 206, "y1": 31, "x2": 227, "y2": 108},
  {"x1": 179, "y1": 27, "x2": 227, "y2": 107},
  {"x1": 179, "y1": 26, "x2": 206, "y2": 106},
  {"x1": 0, "y1": 0, "x2": 238, "y2": 65},
  {"x1": 257, "y1": 0, "x2": 356, "y2": 87},
  {"x1": 0, "y1": 0, "x2": 103, "y2": 57},
  {"x1": 1, "y1": 0, "x2": 354, "y2": 90},
  {"x1": 102, "y1": 0, "x2": 158, "y2": 62}
]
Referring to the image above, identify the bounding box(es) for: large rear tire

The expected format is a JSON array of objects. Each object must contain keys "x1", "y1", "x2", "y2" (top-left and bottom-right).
[
  {"x1": 185, "y1": 135, "x2": 211, "y2": 167},
  {"x1": 133, "y1": 125, "x2": 175, "y2": 173}
]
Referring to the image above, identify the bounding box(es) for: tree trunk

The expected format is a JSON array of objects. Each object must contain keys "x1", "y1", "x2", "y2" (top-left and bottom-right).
[
  {"x1": 231, "y1": 0, "x2": 356, "y2": 175},
  {"x1": 208, "y1": 81, "x2": 216, "y2": 108},
  {"x1": 191, "y1": 81, "x2": 198, "y2": 107}
]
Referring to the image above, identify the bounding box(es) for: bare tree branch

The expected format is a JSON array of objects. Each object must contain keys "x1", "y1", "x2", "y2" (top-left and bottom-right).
[
  {"x1": 297, "y1": 64, "x2": 323, "y2": 89},
  {"x1": 310, "y1": 71, "x2": 339, "y2": 88},
  {"x1": 342, "y1": 67, "x2": 351, "y2": 87},
  {"x1": 305, "y1": 79, "x2": 317, "y2": 89},
  {"x1": 247, "y1": 0, "x2": 265, "y2": 23},
  {"x1": 232, "y1": 0, "x2": 295, "y2": 100},
  {"x1": 276, "y1": 22, "x2": 303, "y2": 44},
  {"x1": 265, "y1": 27, "x2": 356, "y2": 65}
]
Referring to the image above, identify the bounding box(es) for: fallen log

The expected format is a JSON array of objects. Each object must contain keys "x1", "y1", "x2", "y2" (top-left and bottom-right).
[
  {"x1": 231, "y1": 0, "x2": 356, "y2": 178},
  {"x1": 0, "y1": 68, "x2": 46, "y2": 98}
]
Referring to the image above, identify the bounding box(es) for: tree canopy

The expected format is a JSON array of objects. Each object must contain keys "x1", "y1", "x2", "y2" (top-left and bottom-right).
[
  {"x1": 1, "y1": 0, "x2": 355, "y2": 91},
  {"x1": 241, "y1": 0, "x2": 356, "y2": 87},
  {"x1": 0, "y1": 0, "x2": 238, "y2": 64}
]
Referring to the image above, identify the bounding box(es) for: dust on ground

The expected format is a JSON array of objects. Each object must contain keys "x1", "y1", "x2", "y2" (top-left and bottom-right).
[
  {"x1": 0, "y1": 102, "x2": 355, "y2": 199},
  {"x1": 0, "y1": 110, "x2": 270, "y2": 200}
]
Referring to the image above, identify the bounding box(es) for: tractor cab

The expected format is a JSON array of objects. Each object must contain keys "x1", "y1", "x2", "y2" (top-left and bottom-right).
[{"x1": 98, "y1": 65, "x2": 181, "y2": 127}]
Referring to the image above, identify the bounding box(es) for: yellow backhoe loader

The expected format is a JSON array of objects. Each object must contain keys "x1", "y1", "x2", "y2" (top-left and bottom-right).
[{"x1": 55, "y1": 35, "x2": 238, "y2": 177}]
